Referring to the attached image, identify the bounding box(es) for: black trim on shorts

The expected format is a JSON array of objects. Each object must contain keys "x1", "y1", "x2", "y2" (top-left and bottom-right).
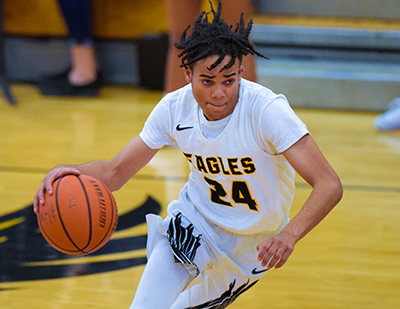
[
  {"x1": 167, "y1": 212, "x2": 202, "y2": 277},
  {"x1": 185, "y1": 279, "x2": 259, "y2": 309}
]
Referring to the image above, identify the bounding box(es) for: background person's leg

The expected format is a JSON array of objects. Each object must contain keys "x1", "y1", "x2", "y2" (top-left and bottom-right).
[
  {"x1": 164, "y1": 0, "x2": 203, "y2": 93},
  {"x1": 220, "y1": 0, "x2": 256, "y2": 82},
  {"x1": 58, "y1": 0, "x2": 97, "y2": 86}
]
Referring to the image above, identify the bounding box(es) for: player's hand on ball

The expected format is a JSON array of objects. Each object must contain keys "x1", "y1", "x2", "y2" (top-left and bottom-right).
[
  {"x1": 33, "y1": 165, "x2": 81, "y2": 213},
  {"x1": 36, "y1": 174, "x2": 118, "y2": 255},
  {"x1": 256, "y1": 231, "x2": 296, "y2": 269}
]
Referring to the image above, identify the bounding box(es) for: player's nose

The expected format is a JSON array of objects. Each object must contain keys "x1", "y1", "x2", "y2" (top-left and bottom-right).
[{"x1": 211, "y1": 85, "x2": 226, "y2": 99}]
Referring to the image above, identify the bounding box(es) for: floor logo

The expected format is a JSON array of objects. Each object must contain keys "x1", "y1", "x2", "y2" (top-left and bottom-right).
[{"x1": 0, "y1": 196, "x2": 161, "y2": 283}]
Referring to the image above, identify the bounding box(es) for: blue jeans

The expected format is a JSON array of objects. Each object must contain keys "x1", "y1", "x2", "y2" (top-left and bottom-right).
[{"x1": 58, "y1": 0, "x2": 93, "y2": 45}]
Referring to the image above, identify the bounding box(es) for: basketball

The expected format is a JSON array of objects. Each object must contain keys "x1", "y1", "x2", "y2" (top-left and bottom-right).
[{"x1": 37, "y1": 174, "x2": 118, "y2": 255}]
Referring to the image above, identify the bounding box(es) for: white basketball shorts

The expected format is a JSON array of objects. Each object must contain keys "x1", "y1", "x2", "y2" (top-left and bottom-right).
[{"x1": 146, "y1": 198, "x2": 276, "y2": 308}]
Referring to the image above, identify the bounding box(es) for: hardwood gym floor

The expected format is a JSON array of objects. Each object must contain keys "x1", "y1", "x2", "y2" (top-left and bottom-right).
[{"x1": 0, "y1": 83, "x2": 399, "y2": 308}]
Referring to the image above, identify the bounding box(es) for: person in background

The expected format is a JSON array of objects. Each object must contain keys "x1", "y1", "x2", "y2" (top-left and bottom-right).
[
  {"x1": 37, "y1": 0, "x2": 100, "y2": 97},
  {"x1": 38, "y1": 0, "x2": 256, "y2": 96},
  {"x1": 374, "y1": 98, "x2": 400, "y2": 131},
  {"x1": 164, "y1": 0, "x2": 257, "y2": 93}
]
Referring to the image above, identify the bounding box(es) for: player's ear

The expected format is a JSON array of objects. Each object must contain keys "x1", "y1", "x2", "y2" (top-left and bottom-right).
[
  {"x1": 183, "y1": 67, "x2": 192, "y2": 84},
  {"x1": 238, "y1": 65, "x2": 245, "y2": 78}
]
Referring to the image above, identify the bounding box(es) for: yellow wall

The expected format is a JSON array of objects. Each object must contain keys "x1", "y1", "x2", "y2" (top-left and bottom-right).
[{"x1": 4, "y1": 0, "x2": 170, "y2": 39}]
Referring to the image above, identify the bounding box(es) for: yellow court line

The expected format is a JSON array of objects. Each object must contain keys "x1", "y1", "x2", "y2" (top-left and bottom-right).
[
  {"x1": 24, "y1": 249, "x2": 147, "y2": 267},
  {"x1": 112, "y1": 225, "x2": 148, "y2": 239},
  {"x1": 0, "y1": 217, "x2": 25, "y2": 231}
]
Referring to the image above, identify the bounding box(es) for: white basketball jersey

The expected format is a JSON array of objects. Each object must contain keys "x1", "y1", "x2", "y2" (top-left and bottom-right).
[{"x1": 139, "y1": 79, "x2": 309, "y2": 235}]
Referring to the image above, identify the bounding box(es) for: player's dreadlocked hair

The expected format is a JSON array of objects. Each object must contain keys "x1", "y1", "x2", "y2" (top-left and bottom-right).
[{"x1": 175, "y1": 0, "x2": 268, "y2": 72}]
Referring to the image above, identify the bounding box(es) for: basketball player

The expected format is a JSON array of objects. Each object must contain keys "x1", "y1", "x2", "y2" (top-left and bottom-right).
[{"x1": 34, "y1": 1, "x2": 343, "y2": 308}]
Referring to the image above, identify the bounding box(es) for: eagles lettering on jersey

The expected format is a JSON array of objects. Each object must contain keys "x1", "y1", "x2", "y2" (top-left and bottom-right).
[
  {"x1": 183, "y1": 153, "x2": 256, "y2": 176},
  {"x1": 183, "y1": 152, "x2": 259, "y2": 212}
]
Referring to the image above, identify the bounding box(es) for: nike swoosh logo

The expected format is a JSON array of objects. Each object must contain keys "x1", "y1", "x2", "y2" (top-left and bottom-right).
[
  {"x1": 176, "y1": 124, "x2": 194, "y2": 131},
  {"x1": 251, "y1": 267, "x2": 269, "y2": 275}
]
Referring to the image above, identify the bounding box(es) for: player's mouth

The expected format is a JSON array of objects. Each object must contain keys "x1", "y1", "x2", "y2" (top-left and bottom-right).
[{"x1": 207, "y1": 102, "x2": 226, "y2": 108}]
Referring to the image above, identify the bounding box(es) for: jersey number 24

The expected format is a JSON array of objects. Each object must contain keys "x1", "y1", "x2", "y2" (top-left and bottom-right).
[{"x1": 204, "y1": 176, "x2": 259, "y2": 211}]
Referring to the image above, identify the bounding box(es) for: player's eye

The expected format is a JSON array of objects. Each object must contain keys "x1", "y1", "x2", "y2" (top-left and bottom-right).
[{"x1": 202, "y1": 80, "x2": 212, "y2": 86}]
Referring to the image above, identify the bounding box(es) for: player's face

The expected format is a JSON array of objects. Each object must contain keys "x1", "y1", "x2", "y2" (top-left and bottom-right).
[{"x1": 184, "y1": 55, "x2": 245, "y2": 121}]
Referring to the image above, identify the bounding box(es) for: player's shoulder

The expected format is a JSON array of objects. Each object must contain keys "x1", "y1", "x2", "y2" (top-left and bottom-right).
[
  {"x1": 240, "y1": 79, "x2": 282, "y2": 103},
  {"x1": 155, "y1": 84, "x2": 197, "y2": 123},
  {"x1": 163, "y1": 84, "x2": 194, "y2": 105},
  {"x1": 240, "y1": 79, "x2": 287, "y2": 114}
]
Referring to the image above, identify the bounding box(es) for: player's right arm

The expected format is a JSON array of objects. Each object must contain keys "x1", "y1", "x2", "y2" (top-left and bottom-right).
[{"x1": 34, "y1": 136, "x2": 159, "y2": 213}]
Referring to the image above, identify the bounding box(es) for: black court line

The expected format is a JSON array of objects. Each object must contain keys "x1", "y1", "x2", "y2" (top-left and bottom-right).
[
  {"x1": 295, "y1": 182, "x2": 400, "y2": 194},
  {"x1": 0, "y1": 165, "x2": 399, "y2": 194},
  {"x1": 0, "y1": 166, "x2": 50, "y2": 174}
]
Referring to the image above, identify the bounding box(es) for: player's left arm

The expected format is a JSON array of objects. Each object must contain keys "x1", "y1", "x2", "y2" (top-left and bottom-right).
[{"x1": 257, "y1": 133, "x2": 343, "y2": 269}]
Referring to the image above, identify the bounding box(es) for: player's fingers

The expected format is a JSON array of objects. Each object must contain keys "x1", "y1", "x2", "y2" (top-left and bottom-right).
[
  {"x1": 45, "y1": 167, "x2": 81, "y2": 194},
  {"x1": 259, "y1": 246, "x2": 277, "y2": 268},
  {"x1": 33, "y1": 182, "x2": 46, "y2": 214},
  {"x1": 34, "y1": 167, "x2": 80, "y2": 214},
  {"x1": 274, "y1": 248, "x2": 293, "y2": 269},
  {"x1": 257, "y1": 242, "x2": 272, "y2": 264},
  {"x1": 33, "y1": 193, "x2": 39, "y2": 214},
  {"x1": 43, "y1": 177, "x2": 55, "y2": 196},
  {"x1": 262, "y1": 253, "x2": 275, "y2": 269},
  {"x1": 265, "y1": 246, "x2": 286, "y2": 269}
]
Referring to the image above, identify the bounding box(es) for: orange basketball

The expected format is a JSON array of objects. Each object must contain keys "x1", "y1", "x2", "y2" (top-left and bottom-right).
[{"x1": 37, "y1": 174, "x2": 118, "y2": 255}]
